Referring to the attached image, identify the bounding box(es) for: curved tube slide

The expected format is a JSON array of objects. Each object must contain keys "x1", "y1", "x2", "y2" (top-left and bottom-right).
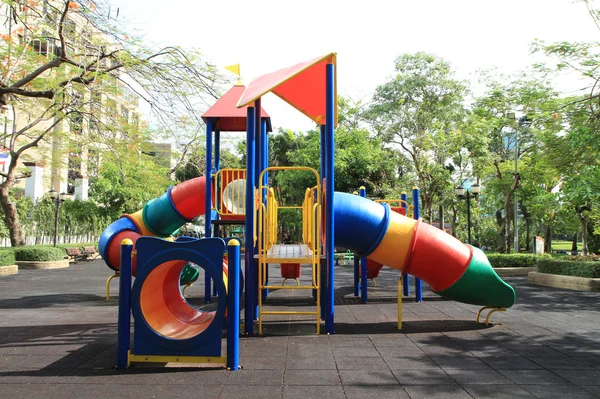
[
  {"x1": 140, "y1": 257, "x2": 229, "y2": 339},
  {"x1": 100, "y1": 176, "x2": 232, "y2": 340},
  {"x1": 334, "y1": 192, "x2": 515, "y2": 308},
  {"x1": 100, "y1": 178, "x2": 514, "y2": 309},
  {"x1": 98, "y1": 176, "x2": 209, "y2": 275}
]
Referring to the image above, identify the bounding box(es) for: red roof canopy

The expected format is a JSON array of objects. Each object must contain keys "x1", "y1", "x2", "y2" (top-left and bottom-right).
[
  {"x1": 202, "y1": 84, "x2": 272, "y2": 132},
  {"x1": 237, "y1": 53, "x2": 337, "y2": 127}
]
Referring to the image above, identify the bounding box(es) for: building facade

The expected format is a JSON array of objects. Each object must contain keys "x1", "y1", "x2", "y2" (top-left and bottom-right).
[{"x1": 0, "y1": 0, "x2": 142, "y2": 202}]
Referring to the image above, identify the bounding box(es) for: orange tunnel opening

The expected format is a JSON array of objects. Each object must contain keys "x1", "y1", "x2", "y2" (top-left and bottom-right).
[{"x1": 139, "y1": 260, "x2": 227, "y2": 340}]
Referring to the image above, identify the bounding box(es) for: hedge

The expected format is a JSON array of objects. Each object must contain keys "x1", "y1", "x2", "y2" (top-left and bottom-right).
[
  {"x1": 14, "y1": 247, "x2": 66, "y2": 262},
  {"x1": 0, "y1": 250, "x2": 15, "y2": 266},
  {"x1": 486, "y1": 253, "x2": 539, "y2": 268},
  {"x1": 39, "y1": 243, "x2": 98, "y2": 250},
  {"x1": 537, "y1": 258, "x2": 600, "y2": 278}
]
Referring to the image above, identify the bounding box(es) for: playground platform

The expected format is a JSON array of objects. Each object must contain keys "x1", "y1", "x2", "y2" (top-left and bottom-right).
[{"x1": 1, "y1": 259, "x2": 600, "y2": 398}]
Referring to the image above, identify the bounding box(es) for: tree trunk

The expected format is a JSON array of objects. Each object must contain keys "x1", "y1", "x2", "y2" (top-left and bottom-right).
[
  {"x1": 577, "y1": 212, "x2": 589, "y2": 256},
  {"x1": 451, "y1": 205, "x2": 457, "y2": 237},
  {"x1": 544, "y1": 225, "x2": 553, "y2": 253},
  {"x1": 439, "y1": 204, "x2": 445, "y2": 231},
  {"x1": 525, "y1": 218, "x2": 531, "y2": 252},
  {"x1": 0, "y1": 185, "x2": 25, "y2": 247},
  {"x1": 571, "y1": 232, "x2": 578, "y2": 256},
  {"x1": 504, "y1": 194, "x2": 512, "y2": 254},
  {"x1": 504, "y1": 175, "x2": 520, "y2": 254}
]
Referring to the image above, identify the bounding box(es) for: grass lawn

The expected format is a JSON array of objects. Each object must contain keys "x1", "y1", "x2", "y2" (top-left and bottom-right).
[{"x1": 552, "y1": 240, "x2": 581, "y2": 251}]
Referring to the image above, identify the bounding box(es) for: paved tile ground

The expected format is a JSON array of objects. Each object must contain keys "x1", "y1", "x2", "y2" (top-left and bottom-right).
[{"x1": 1, "y1": 259, "x2": 600, "y2": 398}]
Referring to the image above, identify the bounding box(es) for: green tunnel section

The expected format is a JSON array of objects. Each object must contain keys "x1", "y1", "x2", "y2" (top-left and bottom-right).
[
  {"x1": 142, "y1": 190, "x2": 199, "y2": 286},
  {"x1": 435, "y1": 246, "x2": 516, "y2": 308},
  {"x1": 142, "y1": 188, "x2": 189, "y2": 237},
  {"x1": 179, "y1": 263, "x2": 200, "y2": 286}
]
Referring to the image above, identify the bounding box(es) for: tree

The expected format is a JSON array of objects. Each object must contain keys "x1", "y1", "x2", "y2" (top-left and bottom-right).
[
  {"x1": 89, "y1": 137, "x2": 172, "y2": 220},
  {"x1": 468, "y1": 72, "x2": 559, "y2": 253},
  {"x1": 533, "y1": 0, "x2": 600, "y2": 123},
  {"x1": 0, "y1": 0, "x2": 224, "y2": 246},
  {"x1": 367, "y1": 52, "x2": 468, "y2": 222},
  {"x1": 174, "y1": 143, "x2": 243, "y2": 183},
  {"x1": 534, "y1": 1, "x2": 600, "y2": 255}
]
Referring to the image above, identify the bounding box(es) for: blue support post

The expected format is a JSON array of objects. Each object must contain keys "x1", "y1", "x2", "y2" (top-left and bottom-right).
[
  {"x1": 352, "y1": 192, "x2": 359, "y2": 297},
  {"x1": 317, "y1": 124, "x2": 327, "y2": 304},
  {"x1": 215, "y1": 129, "x2": 221, "y2": 172},
  {"x1": 244, "y1": 106, "x2": 256, "y2": 336},
  {"x1": 213, "y1": 129, "x2": 221, "y2": 298},
  {"x1": 359, "y1": 186, "x2": 368, "y2": 303},
  {"x1": 260, "y1": 118, "x2": 269, "y2": 300},
  {"x1": 253, "y1": 101, "x2": 261, "y2": 320},
  {"x1": 325, "y1": 62, "x2": 335, "y2": 334},
  {"x1": 116, "y1": 239, "x2": 133, "y2": 370},
  {"x1": 412, "y1": 187, "x2": 423, "y2": 302},
  {"x1": 227, "y1": 239, "x2": 241, "y2": 371},
  {"x1": 401, "y1": 191, "x2": 410, "y2": 297},
  {"x1": 262, "y1": 119, "x2": 269, "y2": 185},
  {"x1": 320, "y1": 125, "x2": 326, "y2": 182},
  {"x1": 205, "y1": 120, "x2": 213, "y2": 303},
  {"x1": 353, "y1": 255, "x2": 360, "y2": 296}
]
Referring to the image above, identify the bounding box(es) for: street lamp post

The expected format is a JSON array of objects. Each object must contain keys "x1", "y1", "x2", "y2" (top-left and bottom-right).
[
  {"x1": 455, "y1": 183, "x2": 480, "y2": 245},
  {"x1": 507, "y1": 114, "x2": 532, "y2": 253},
  {"x1": 48, "y1": 190, "x2": 67, "y2": 247}
]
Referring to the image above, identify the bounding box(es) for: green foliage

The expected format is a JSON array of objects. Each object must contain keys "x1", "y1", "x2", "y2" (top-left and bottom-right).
[
  {"x1": 277, "y1": 209, "x2": 302, "y2": 243},
  {"x1": 14, "y1": 247, "x2": 66, "y2": 262},
  {"x1": 537, "y1": 258, "x2": 600, "y2": 278},
  {"x1": 0, "y1": 250, "x2": 16, "y2": 266},
  {"x1": 60, "y1": 200, "x2": 111, "y2": 238},
  {"x1": 367, "y1": 52, "x2": 468, "y2": 220},
  {"x1": 89, "y1": 145, "x2": 171, "y2": 220},
  {"x1": 588, "y1": 220, "x2": 600, "y2": 254},
  {"x1": 175, "y1": 144, "x2": 243, "y2": 182},
  {"x1": 486, "y1": 253, "x2": 539, "y2": 268},
  {"x1": 565, "y1": 254, "x2": 600, "y2": 262}
]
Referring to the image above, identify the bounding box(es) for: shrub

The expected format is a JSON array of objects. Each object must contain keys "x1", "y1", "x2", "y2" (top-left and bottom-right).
[
  {"x1": 0, "y1": 250, "x2": 15, "y2": 266},
  {"x1": 14, "y1": 247, "x2": 66, "y2": 262},
  {"x1": 565, "y1": 254, "x2": 600, "y2": 262},
  {"x1": 537, "y1": 258, "x2": 600, "y2": 278},
  {"x1": 486, "y1": 253, "x2": 538, "y2": 268}
]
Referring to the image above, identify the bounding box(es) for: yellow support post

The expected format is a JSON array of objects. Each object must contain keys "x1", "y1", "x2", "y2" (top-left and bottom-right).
[
  {"x1": 397, "y1": 276, "x2": 403, "y2": 330},
  {"x1": 106, "y1": 272, "x2": 120, "y2": 301}
]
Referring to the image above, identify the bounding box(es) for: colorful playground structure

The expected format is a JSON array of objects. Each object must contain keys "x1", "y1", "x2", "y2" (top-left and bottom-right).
[{"x1": 99, "y1": 53, "x2": 516, "y2": 369}]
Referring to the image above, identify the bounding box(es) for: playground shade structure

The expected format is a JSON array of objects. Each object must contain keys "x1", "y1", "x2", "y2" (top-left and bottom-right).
[{"x1": 99, "y1": 177, "x2": 515, "y2": 340}]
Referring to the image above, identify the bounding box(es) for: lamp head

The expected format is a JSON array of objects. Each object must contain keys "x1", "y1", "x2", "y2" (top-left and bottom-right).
[
  {"x1": 471, "y1": 183, "x2": 481, "y2": 196},
  {"x1": 48, "y1": 189, "x2": 58, "y2": 200},
  {"x1": 455, "y1": 185, "x2": 465, "y2": 198}
]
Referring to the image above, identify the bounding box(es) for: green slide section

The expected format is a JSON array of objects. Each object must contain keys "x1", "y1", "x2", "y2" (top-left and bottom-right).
[
  {"x1": 435, "y1": 246, "x2": 516, "y2": 308},
  {"x1": 180, "y1": 263, "x2": 199, "y2": 286}
]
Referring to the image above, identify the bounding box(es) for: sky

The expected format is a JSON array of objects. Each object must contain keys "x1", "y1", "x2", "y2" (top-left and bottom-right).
[{"x1": 114, "y1": 0, "x2": 598, "y2": 133}]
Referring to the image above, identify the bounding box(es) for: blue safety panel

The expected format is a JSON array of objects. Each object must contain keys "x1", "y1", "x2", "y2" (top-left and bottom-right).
[{"x1": 131, "y1": 237, "x2": 226, "y2": 357}]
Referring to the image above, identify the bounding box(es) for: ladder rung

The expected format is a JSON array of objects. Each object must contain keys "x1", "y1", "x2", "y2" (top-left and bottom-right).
[
  {"x1": 261, "y1": 311, "x2": 319, "y2": 315},
  {"x1": 260, "y1": 285, "x2": 317, "y2": 290}
]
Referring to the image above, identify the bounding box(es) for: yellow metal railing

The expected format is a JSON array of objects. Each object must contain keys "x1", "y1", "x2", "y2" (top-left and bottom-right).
[
  {"x1": 212, "y1": 168, "x2": 246, "y2": 216},
  {"x1": 256, "y1": 187, "x2": 278, "y2": 250},
  {"x1": 256, "y1": 166, "x2": 322, "y2": 334},
  {"x1": 303, "y1": 185, "x2": 320, "y2": 251},
  {"x1": 375, "y1": 199, "x2": 413, "y2": 218}
]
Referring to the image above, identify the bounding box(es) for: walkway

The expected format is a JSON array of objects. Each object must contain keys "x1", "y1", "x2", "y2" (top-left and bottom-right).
[{"x1": 0, "y1": 260, "x2": 599, "y2": 398}]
